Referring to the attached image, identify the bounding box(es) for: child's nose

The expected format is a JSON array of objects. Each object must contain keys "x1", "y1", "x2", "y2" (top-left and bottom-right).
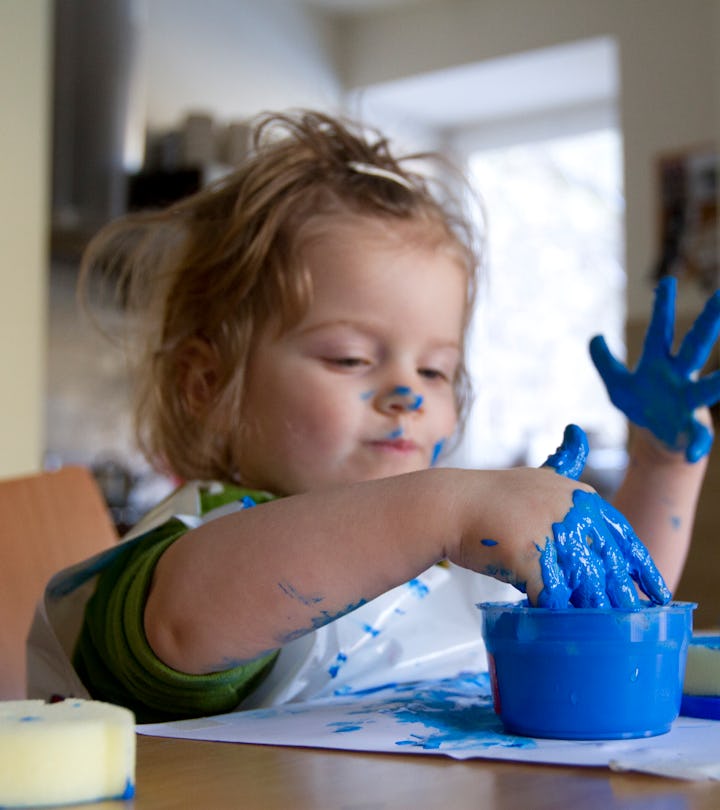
[{"x1": 375, "y1": 385, "x2": 424, "y2": 415}]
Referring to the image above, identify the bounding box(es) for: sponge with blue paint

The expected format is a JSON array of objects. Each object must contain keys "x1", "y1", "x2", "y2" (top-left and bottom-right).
[
  {"x1": 681, "y1": 635, "x2": 720, "y2": 720},
  {"x1": 0, "y1": 698, "x2": 135, "y2": 807}
]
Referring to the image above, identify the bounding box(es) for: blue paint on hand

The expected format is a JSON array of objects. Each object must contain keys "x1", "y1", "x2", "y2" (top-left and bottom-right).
[
  {"x1": 541, "y1": 424, "x2": 588, "y2": 480},
  {"x1": 590, "y1": 276, "x2": 720, "y2": 462},
  {"x1": 536, "y1": 489, "x2": 672, "y2": 609},
  {"x1": 481, "y1": 538, "x2": 498, "y2": 546}
]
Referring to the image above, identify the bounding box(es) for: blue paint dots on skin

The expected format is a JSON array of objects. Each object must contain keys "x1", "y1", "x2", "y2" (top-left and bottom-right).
[
  {"x1": 407, "y1": 578, "x2": 429, "y2": 598},
  {"x1": 391, "y1": 386, "x2": 423, "y2": 411},
  {"x1": 480, "y1": 538, "x2": 498, "y2": 547},
  {"x1": 671, "y1": 515, "x2": 681, "y2": 529},
  {"x1": 360, "y1": 389, "x2": 376, "y2": 401},
  {"x1": 430, "y1": 439, "x2": 445, "y2": 467},
  {"x1": 386, "y1": 427, "x2": 404, "y2": 439}
]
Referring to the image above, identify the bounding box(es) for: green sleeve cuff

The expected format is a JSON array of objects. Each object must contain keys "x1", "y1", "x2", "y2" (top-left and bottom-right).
[{"x1": 74, "y1": 517, "x2": 278, "y2": 723}]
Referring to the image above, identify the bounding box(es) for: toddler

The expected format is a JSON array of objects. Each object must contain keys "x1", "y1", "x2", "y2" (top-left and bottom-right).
[{"x1": 28, "y1": 110, "x2": 720, "y2": 722}]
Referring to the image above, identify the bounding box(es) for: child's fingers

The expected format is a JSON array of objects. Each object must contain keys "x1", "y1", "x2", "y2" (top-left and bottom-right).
[
  {"x1": 642, "y1": 276, "x2": 676, "y2": 360},
  {"x1": 685, "y1": 420, "x2": 714, "y2": 463},
  {"x1": 541, "y1": 424, "x2": 588, "y2": 481},
  {"x1": 589, "y1": 335, "x2": 630, "y2": 392},
  {"x1": 688, "y1": 370, "x2": 720, "y2": 410},
  {"x1": 676, "y1": 289, "x2": 720, "y2": 374},
  {"x1": 600, "y1": 500, "x2": 672, "y2": 605}
]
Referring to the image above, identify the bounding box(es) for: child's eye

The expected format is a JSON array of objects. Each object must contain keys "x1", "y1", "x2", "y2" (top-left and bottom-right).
[
  {"x1": 326, "y1": 357, "x2": 371, "y2": 370},
  {"x1": 418, "y1": 367, "x2": 449, "y2": 382}
]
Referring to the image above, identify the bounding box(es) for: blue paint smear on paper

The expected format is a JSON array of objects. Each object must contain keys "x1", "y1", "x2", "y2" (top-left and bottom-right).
[
  {"x1": 334, "y1": 673, "x2": 536, "y2": 752},
  {"x1": 328, "y1": 652, "x2": 348, "y2": 678},
  {"x1": 362, "y1": 623, "x2": 380, "y2": 637},
  {"x1": 407, "y1": 578, "x2": 429, "y2": 598},
  {"x1": 238, "y1": 674, "x2": 535, "y2": 753}
]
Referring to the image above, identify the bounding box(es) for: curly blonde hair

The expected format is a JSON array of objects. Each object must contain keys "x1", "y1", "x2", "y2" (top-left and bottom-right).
[{"x1": 79, "y1": 110, "x2": 482, "y2": 482}]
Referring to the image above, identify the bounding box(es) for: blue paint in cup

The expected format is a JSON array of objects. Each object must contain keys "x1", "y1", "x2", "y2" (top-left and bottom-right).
[{"x1": 478, "y1": 600, "x2": 695, "y2": 740}]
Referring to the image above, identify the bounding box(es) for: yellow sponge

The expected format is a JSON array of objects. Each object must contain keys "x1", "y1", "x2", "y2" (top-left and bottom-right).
[
  {"x1": 683, "y1": 635, "x2": 720, "y2": 696},
  {"x1": 0, "y1": 699, "x2": 135, "y2": 807}
]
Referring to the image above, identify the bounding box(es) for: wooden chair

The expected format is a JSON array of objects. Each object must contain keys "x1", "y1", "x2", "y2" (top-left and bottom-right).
[{"x1": 0, "y1": 466, "x2": 118, "y2": 698}]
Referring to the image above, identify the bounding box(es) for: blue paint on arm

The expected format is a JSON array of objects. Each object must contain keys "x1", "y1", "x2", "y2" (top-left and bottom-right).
[
  {"x1": 277, "y1": 581, "x2": 324, "y2": 606},
  {"x1": 480, "y1": 538, "x2": 498, "y2": 547}
]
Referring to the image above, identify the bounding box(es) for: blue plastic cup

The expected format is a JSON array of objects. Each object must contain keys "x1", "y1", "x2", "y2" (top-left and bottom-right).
[{"x1": 479, "y1": 600, "x2": 695, "y2": 739}]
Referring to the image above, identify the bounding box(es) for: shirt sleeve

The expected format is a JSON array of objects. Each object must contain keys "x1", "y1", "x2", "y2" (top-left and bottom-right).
[{"x1": 73, "y1": 516, "x2": 279, "y2": 723}]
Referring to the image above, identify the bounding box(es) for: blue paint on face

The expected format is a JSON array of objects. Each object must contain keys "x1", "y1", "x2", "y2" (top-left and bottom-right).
[
  {"x1": 390, "y1": 385, "x2": 423, "y2": 411},
  {"x1": 360, "y1": 389, "x2": 376, "y2": 401},
  {"x1": 430, "y1": 439, "x2": 445, "y2": 467},
  {"x1": 480, "y1": 538, "x2": 498, "y2": 547},
  {"x1": 590, "y1": 276, "x2": 720, "y2": 463},
  {"x1": 386, "y1": 427, "x2": 404, "y2": 439},
  {"x1": 407, "y1": 578, "x2": 429, "y2": 598},
  {"x1": 536, "y1": 488, "x2": 672, "y2": 609}
]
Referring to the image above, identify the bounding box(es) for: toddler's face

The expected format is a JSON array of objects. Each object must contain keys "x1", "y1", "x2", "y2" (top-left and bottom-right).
[{"x1": 235, "y1": 217, "x2": 467, "y2": 495}]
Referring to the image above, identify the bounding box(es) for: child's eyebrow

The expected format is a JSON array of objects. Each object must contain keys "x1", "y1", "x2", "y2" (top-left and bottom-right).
[{"x1": 296, "y1": 320, "x2": 461, "y2": 351}]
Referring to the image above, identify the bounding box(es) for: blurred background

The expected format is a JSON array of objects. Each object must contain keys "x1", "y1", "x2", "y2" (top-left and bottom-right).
[{"x1": 1, "y1": 0, "x2": 719, "y2": 618}]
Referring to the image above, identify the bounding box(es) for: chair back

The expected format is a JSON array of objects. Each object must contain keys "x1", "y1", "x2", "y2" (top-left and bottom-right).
[{"x1": 0, "y1": 466, "x2": 117, "y2": 698}]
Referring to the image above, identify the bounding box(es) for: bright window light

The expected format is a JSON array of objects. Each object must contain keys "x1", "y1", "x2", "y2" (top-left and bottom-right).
[{"x1": 446, "y1": 128, "x2": 627, "y2": 480}]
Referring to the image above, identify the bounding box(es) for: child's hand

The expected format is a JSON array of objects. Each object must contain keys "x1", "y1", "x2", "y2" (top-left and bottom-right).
[
  {"x1": 539, "y1": 424, "x2": 670, "y2": 607},
  {"x1": 453, "y1": 425, "x2": 671, "y2": 608},
  {"x1": 590, "y1": 275, "x2": 720, "y2": 463}
]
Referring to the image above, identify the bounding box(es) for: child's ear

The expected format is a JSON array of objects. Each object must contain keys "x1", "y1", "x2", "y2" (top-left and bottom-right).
[{"x1": 177, "y1": 337, "x2": 219, "y2": 417}]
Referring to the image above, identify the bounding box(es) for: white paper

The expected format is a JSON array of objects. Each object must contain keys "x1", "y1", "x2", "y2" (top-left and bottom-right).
[{"x1": 137, "y1": 673, "x2": 720, "y2": 780}]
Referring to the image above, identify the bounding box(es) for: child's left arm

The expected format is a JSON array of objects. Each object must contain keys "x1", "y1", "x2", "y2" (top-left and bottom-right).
[{"x1": 590, "y1": 276, "x2": 720, "y2": 591}]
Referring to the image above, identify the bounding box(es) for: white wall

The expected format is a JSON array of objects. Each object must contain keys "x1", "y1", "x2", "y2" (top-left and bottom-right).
[
  {"x1": 336, "y1": 0, "x2": 720, "y2": 320},
  {"x1": 142, "y1": 0, "x2": 343, "y2": 130},
  {"x1": 0, "y1": 0, "x2": 50, "y2": 478}
]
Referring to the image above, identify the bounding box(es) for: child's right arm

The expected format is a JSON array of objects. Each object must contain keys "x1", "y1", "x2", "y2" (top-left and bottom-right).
[{"x1": 144, "y1": 441, "x2": 667, "y2": 676}]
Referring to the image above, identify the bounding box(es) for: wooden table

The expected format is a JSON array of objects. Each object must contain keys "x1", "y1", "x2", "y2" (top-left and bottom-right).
[{"x1": 65, "y1": 734, "x2": 720, "y2": 809}]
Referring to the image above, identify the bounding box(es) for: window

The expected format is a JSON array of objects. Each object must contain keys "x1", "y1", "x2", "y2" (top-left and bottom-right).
[{"x1": 445, "y1": 128, "x2": 627, "y2": 484}]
